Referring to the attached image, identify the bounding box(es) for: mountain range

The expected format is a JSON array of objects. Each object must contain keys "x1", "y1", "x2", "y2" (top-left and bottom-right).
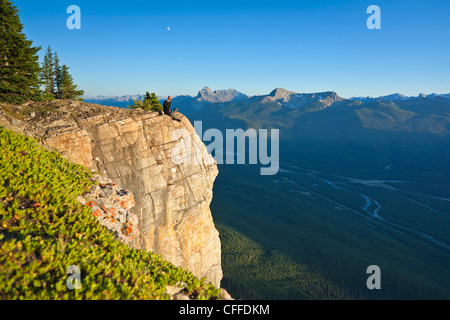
[
  {"x1": 84, "y1": 87, "x2": 450, "y2": 109},
  {"x1": 350, "y1": 93, "x2": 450, "y2": 103},
  {"x1": 171, "y1": 88, "x2": 450, "y2": 137}
]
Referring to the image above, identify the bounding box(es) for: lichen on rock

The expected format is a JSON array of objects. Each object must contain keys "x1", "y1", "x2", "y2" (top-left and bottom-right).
[{"x1": 79, "y1": 174, "x2": 139, "y2": 247}]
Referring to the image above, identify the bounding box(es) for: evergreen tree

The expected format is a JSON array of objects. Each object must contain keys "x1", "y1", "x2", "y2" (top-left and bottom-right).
[
  {"x1": 53, "y1": 52, "x2": 62, "y2": 98},
  {"x1": 0, "y1": 0, "x2": 42, "y2": 104},
  {"x1": 40, "y1": 48, "x2": 82, "y2": 100},
  {"x1": 40, "y1": 46, "x2": 55, "y2": 98},
  {"x1": 145, "y1": 92, "x2": 162, "y2": 111},
  {"x1": 59, "y1": 64, "x2": 84, "y2": 100},
  {"x1": 144, "y1": 91, "x2": 152, "y2": 103},
  {"x1": 128, "y1": 92, "x2": 162, "y2": 112}
]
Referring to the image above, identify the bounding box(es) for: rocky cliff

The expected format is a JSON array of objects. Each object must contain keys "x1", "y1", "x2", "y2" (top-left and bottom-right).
[{"x1": 0, "y1": 100, "x2": 222, "y2": 287}]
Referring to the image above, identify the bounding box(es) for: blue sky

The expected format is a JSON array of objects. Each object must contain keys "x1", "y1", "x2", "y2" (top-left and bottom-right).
[{"x1": 15, "y1": 0, "x2": 450, "y2": 98}]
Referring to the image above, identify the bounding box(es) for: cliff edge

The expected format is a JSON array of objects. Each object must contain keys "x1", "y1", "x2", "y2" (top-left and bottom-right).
[{"x1": 0, "y1": 100, "x2": 222, "y2": 287}]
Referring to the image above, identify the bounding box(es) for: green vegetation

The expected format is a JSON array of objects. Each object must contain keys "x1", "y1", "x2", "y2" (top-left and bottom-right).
[
  {"x1": 217, "y1": 224, "x2": 351, "y2": 300},
  {"x1": 40, "y1": 46, "x2": 84, "y2": 100},
  {"x1": 58, "y1": 64, "x2": 84, "y2": 100},
  {"x1": 40, "y1": 47, "x2": 57, "y2": 98},
  {"x1": 0, "y1": 127, "x2": 221, "y2": 300},
  {"x1": 0, "y1": 0, "x2": 41, "y2": 104},
  {"x1": 128, "y1": 92, "x2": 162, "y2": 112}
]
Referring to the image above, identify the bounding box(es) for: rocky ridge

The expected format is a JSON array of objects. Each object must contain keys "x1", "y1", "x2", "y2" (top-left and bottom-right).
[{"x1": 261, "y1": 88, "x2": 344, "y2": 109}]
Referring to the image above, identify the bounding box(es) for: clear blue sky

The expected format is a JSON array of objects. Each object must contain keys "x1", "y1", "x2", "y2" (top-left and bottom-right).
[{"x1": 15, "y1": 0, "x2": 450, "y2": 98}]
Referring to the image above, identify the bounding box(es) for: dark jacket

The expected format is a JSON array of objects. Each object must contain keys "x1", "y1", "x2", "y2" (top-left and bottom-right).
[{"x1": 163, "y1": 100, "x2": 172, "y2": 115}]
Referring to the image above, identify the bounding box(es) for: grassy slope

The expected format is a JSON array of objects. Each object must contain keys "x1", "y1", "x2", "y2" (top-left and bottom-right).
[{"x1": 0, "y1": 127, "x2": 221, "y2": 300}]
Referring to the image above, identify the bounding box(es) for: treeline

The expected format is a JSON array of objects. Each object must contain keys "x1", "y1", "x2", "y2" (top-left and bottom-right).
[{"x1": 0, "y1": 0, "x2": 83, "y2": 104}]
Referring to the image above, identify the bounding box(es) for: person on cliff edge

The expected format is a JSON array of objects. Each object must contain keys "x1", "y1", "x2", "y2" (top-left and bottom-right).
[{"x1": 163, "y1": 96, "x2": 181, "y2": 122}]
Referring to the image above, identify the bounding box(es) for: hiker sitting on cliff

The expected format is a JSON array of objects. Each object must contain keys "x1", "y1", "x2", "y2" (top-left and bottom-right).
[{"x1": 163, "y1": 96, "x2": 181, "y2": 122}]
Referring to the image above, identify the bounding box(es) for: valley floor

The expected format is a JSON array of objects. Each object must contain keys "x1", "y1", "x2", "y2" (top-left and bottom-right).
[{"x1": 212, "y1": 164, "x2": 450, "y2": 300}]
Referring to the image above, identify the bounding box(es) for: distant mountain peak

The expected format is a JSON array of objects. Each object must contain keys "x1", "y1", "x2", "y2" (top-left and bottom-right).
[
  {"x1": 270, "y1": 87, "x2": 292, "y2": 93},
  {"x1": 269, "y1": 88, "x2": 297, "y2": 100},
  {"x1": 196, "y1": 87, "x2": 248, "y2": 103},
  {"x1": 199, "y1": 86, "x2": 213, "y2": 94}
]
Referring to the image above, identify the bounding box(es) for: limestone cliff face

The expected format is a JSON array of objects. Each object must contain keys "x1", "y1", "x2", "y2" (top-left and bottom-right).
[{"x1": 0, "y1": 100, "x2": 222, "y2": 286}]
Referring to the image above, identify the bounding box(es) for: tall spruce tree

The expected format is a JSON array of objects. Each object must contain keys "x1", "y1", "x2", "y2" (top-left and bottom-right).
[
  {"x1": 0, "y1": 0, "x2": 41, "y2": 104},
  {"x1": 59, "y1": 64, "x2": 84, "y2": 100},
  {"x1": 53, "y1": 52, "x2": 62, "y2": 98},
  {"x1": 40, "y1": 46, "x2": 55, "y2": 98},
  {"x1": 40, "y1": 48, "x2": 83, "y2": 100}
]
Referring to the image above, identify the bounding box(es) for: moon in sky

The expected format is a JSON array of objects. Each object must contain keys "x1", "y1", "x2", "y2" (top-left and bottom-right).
[{"x1": 167, "y1": 27, "x2": 171, "y2": 31}]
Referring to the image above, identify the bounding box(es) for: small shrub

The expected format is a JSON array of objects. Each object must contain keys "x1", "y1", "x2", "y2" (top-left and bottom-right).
[{"x1": 128, "y1": 92, "x2": 162, "y2": 112}]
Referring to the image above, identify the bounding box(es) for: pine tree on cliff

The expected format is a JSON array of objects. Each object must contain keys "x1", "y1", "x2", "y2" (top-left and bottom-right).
[
  {"x1": 53, "y1": 52, "x2": 62, "y2": 98},
  {"x1": 128, "y1": 92, "x2": 162, "y2": 112},
  {"x1": 0, "y1": 0, "x2": 42, "y2": 104},
  {"x1": 145, "y1": 92, "x2": 162, "y2": 111},
  {"x1": 59, "y1": 64, "x2": 84, "y2": 100},
  {"x1": 40, "y1": 48, "x2": 82, "y2": 100},
  {"x1": 40, "y1": 46, "x2": 55, "y2": 98}
]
